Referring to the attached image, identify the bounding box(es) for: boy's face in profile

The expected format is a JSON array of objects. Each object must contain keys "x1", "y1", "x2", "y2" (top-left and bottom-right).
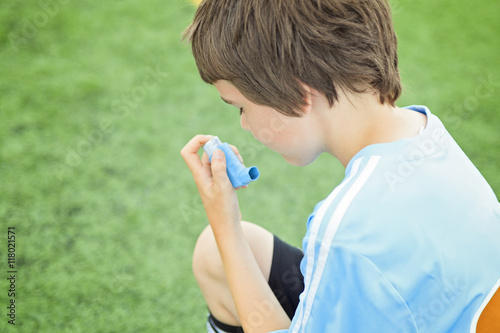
[{"x1": 214, "y1": 80, "x2": 325, "y2": 167}]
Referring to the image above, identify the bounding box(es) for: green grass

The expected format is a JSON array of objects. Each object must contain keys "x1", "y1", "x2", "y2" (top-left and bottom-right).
[{"x1": 0, "y1": 0, "x2": 499, "y2": 331}]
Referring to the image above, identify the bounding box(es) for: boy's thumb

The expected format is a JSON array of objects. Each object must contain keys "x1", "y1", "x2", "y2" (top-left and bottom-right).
[{"x1": 211, "y1": 150, "x2": 230, "y2": 185}]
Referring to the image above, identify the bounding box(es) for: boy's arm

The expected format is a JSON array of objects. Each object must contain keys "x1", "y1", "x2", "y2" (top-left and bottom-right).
[
  {"x1": 181, "y1": 135, "x2": 291, "y2": 333},
  {"x1": 214, "y1": 223, "x2": 291, "y2": 332}
]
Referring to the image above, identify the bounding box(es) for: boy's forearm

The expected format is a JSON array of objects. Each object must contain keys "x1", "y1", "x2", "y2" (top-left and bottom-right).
[
  {"x1": 213, "y1": 224, "x2": 291, "y2": 333},
  {"x1": 181, "y1": 136, "x2": 288, "y2": 331}
]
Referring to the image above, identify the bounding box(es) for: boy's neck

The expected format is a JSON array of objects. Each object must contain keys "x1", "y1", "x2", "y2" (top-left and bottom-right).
[{"x1": 315, "y1": 91, "x2": 427, "y2": 168}]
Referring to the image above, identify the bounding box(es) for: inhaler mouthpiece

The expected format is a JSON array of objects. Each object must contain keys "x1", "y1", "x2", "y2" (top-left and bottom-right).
[{"x1": 203, "y1": 136, "x2": 260, "y2": 188}]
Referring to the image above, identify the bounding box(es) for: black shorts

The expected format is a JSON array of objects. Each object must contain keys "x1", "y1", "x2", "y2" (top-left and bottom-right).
[
  {"x1": 209, "y1": 235, "x2": 304, "y2": 332},
  {"x1": 268, "y1": 235, "x2": 305, "y2": 319}
]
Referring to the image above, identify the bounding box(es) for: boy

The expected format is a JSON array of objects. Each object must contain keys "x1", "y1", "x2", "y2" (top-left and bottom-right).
[{"x1": 180, "y1": 0, "x2": 500, "y2": 332}]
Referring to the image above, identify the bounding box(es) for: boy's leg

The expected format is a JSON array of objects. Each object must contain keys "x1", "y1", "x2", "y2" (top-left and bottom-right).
[
  {"x1": 192, "y1": 221, "x2": 275, "y2": 328},
  {"x1": 193, "y1": 221, "x2": 305, "y2": 332}
]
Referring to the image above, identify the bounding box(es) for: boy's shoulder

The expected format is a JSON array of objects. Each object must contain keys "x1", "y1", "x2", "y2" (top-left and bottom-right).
[
  {"x1": 299, "y1": 112, "x2": 500, "y2": 330},
  {"x1": 307, "y1": 105, "x2": 500, "y2": 250}
]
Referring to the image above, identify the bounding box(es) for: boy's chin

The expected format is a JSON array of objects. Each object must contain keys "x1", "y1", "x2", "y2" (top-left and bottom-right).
[{"x1": 282, "y1": 154, "x2": 318, "y2": 167}]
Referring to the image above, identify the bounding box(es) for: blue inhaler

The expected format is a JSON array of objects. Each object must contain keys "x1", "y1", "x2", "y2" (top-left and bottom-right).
[{"x1": 203, "y1": 136, "x2": 260, "y2": 188}]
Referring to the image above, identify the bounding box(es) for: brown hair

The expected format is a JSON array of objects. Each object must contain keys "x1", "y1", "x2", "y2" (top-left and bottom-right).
[{"x1": 183, "y1": 0, "x2": 402, "y2": 117}]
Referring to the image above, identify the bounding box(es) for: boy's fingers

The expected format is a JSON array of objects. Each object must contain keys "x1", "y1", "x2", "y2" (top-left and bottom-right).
[
  {"x1": 200, "y1": 152, "x2": 212, "y2": 178},
  {"x1": 210, "y1": 150, "x2": 231, "y2": 186},
  {"x1": 201, "y1": 151, "x2": 210, "y2": 165},
  {"x1": 180, "y1": 134, "x2": 214, "y2": 173}
]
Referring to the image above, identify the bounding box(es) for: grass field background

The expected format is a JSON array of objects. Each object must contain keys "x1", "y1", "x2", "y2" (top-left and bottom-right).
[{"x1": 1, "y1": 0, "x2": 499, "y2": 331}]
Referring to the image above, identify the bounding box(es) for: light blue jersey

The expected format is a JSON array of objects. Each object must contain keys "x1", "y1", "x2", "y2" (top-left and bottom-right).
[{"x1": 272, "y1": 106, "x2": 500, "y2": 333}]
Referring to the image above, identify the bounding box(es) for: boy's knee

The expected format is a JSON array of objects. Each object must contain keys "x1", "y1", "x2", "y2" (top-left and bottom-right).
[
  {"x1": 192, "y1": 222, "x2": 274, "y2": 284},
  {"x1": 192, "y1": 225, "x2": 224, "y2": 283}
]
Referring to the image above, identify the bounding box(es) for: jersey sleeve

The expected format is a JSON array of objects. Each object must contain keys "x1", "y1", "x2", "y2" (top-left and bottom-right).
[{"x1": 286, "y1": 246, "x2": 418, "y2": 332}]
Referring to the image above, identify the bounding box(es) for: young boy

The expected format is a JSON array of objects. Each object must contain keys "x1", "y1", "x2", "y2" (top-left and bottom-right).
[{"x1": 180, "y1": 0, "x2": 500, "y2": 332}]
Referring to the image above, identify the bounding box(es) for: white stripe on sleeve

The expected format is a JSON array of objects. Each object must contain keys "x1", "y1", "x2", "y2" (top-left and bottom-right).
[{"x1": 293, "y1": 156, "x2": 381, "y2": 332}]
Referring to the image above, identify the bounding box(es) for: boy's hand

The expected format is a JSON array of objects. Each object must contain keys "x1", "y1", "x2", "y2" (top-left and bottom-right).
[
  {"x1": 180, "y1": 135, "x2": 244, "y2": 235},
  {"x1": 182, "y1": 135, "x2": 290, "y2": 332}
]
